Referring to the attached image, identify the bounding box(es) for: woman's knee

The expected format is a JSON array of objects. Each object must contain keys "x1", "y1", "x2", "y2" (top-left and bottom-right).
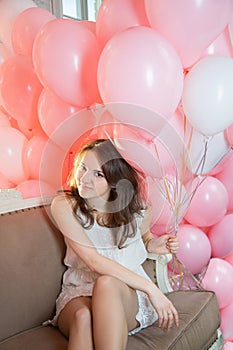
[
  {"x1": 71, "y1": 306, "x2": 92, "y2": 331},
  {"x1": 93, "y1": 275, "x2": 123, "y2": 296}
]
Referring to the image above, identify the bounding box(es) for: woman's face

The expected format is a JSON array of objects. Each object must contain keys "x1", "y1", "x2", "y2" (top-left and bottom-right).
[{"x1": 75, "y1": 150, "x2": 111, "y2": 204}]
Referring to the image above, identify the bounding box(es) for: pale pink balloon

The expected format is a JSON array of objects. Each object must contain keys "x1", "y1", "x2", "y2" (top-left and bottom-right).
[
  {"x1": 79, "y1": 20, "x2": 96, "y2": 35},
  {"x1": 221, "y1": 300, "x2": 233, "y2": 341},
  {"x1": 223, "y1": 342, "x2": 233, "y2": 350},
  {"x1": 16, "y1": 179, "x2": 56, "y2": 199},
  {"x1": 149, "y1": 176, "x2": 188, "y2": 232},
  {"x1": 209, "y1": 148, "x2": 233, "y2": 176},
  {"x1": 33, "y1": 18, "x2": 101, "y2": 107},
  {"x1": 175, "y1": 224, "x2": 211, "y2": 275},
  {"x1": 216, "y1": 157, "x2": 233, "y2": 212},
  {"x1": 98, "y1": 26, "x2": 184, "y2": 118},
  {"x1": 226, "y1": 123, "x2": 233, "y2": 146},
  {"x1": 96, "y1": 0, "x2": 149, "y2": 48},
  {"x1": 38, "y1": 88, "x2": 81, "y2": 138},
  {"x1": 0, "y1": 55, "x2": 43, "y2": 129},
  {"x1": 201, "y1": 28, "x2": 233, "y2": 59},
  {"x1": 0, "y1": 42, "x2": 11, "y2": 65},
  {"x1": 0, "y1": 0, "x2": 37, "y2": 50},
  {"x1": 12, "y1": 7, "x2": 55, "y2": 56},
  {"x1": 145, "y1": 0, "x2": 233, "y2": 68},
  {"x1": 225, "y1": 252, "x2": 233, "y2": 266},
  {"x1": 184, "y1": 176, "x2": 229, "y2": 227},
  {"x1": 0, "y1": 126, "x2": 29, "y2": 184},
  {"x1": 202, "y1": 258, "x2": 233, "y2": 309},
  {"x1": 0, "y1": 172, "x2": 15, "y2": 188},
  {"x1": 208, "y1": 214, "x2": 233, "y2": 258},
  {"x1": 24, "y1": 132, "x2": 49, "y2": 179},
  {"x1": 0, "y1": 110, "x2": 11, "y2": 127}
]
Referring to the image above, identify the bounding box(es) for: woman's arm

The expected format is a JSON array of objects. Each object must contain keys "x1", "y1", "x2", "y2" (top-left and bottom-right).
[
  {"x1": 140, "y1": 208, "x2": 179, "y2": 255},
  {"x1": 51, "y1": 195, "x2": 179, "y2": 329}
]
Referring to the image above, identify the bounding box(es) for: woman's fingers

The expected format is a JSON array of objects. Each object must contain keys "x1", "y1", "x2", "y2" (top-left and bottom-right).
[{"x1": 158, "y1": 306, "x2": 179, "y2": 330}]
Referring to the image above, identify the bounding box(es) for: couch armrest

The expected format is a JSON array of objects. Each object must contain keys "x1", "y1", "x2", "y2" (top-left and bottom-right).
[{"x1": 147, "y1": 253, "x2": 173, "y2": 293}]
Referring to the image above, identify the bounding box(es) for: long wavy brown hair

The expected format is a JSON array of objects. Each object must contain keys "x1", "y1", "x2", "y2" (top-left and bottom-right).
[{"x1": 65, "y1": 139, "x2": 146, "y2": 248}]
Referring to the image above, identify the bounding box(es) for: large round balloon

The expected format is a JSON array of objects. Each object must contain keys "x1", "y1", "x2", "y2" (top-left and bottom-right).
[
  {"x1": 38, "y1": 88, "x2": 81, "y2": 138},
  {"x1": 216, "y1": 159, "x2": 233, "y2": 212},
  {"x1": 0, "y1": 55, "x2": 43, "y2": 129},
  {"x1": 96, "y1": 0, "x2": 149, "y2": 48},
  {"x1": 176, "y1": 224, "x2": 211, "y2": 275},
  {"x1": 208, "y1": 214, "x2": 233, "y2": 258},
  {"x1": 202, "y1": 258, "x2": 233, "y2": 309},
  {"x1": 0, "y1": 126, "x2": 29, "y2": 184},
  {"x1": 33, "y1": 18, "x2": 101, "y2": 107},
  {"x1": 98, "y1": 26, "x2": 183, "y2": 118},
  {"x1": 145, "y1": 0, "x2": 233, "y2": 68},
  {"x1": 182, "y1": 56, "x2": 233, "y2": 136},
  {"x1": 184, "y1": 176, "x2": 228, "y2": 227},
  {"x1": 12, "y1": 7, "x2": 55, "y2": 56}
]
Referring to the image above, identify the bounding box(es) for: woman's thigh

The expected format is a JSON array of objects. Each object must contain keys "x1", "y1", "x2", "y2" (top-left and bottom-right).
[
  {"x1": 92, "y1": 275, "x2": 140, "y2": 332},
  {"x1": 57, "y1": 296, "x2": 92, "y2": 337}
]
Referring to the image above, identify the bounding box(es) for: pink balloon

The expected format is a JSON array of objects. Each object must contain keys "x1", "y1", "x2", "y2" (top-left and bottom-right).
[
  {"x1": 98, "y1": 26, "x2": 183, "y2": 118},
  {"x1": 208, "y1": 214, "x2": 233, "y2": 258},
  {"x1": 0, "y1": 55, "x2": 43, "y2": 129},
  {"x1": 201, "y1": 27, "x2": 233, "y2": 59},
  {"x1": 184, "y1": 176, "x2": 229, "y2": 227},
  {"x1": 96, "y1": 0, "x2": 149, "y2": 47},
  {"x1": 225, "y1": 252, "x2": 233, "y2": 266},
  {"x1": 38, "y1": 88, "x2": 81, "y2": 138},
  {"x1": 202, "y1": 258, "x2": 233, "y2": 309},
  {"x1": 12, "y1": 7, "x2": 55, "y2": 56},
  {"x1": 216, "y1": 157, "x2": 233, "y2": 212},
  {"x1": 221, "y1": 300, "x2": 233, "y2": 341},
  {"x1": 223, "y1": 342, "x2": 233, "y2": 350},
  {"x1": 145, "y1": 0, "x2": 233, "y2": 68},
  {"x1": 0, "y1": 172, "x2": 15, "y2": 189},
  {"x1": 175, "y1": 224, "x2": 211, "y2": 274},
  {"x1": 0, "y1": 126, "x2": 29, "y2": 184},
  {"x1": 0, "y1": 42, "x2": 11, "y2": 65},
  {"x1": 79, "y1": 20, "x2": 96, "y2": 35},
  {"x1": 209, "y1": 148, "x2": 233, "y2": 176},
  {"x1": 33, "y1": 18, "x2": 101, "y2": 107},
  {"x1": 0, "y1": 110, "x2": 11, "y2": 127},
  {"x1": 24, "y1": 132, "x2": 49, "y2": 180},
  {"x1": 16, "y1": 179, "x2": 56, "y2": 199},
  {"x1": 226, "y1": 123, "x2": 233, "y2": 146},
  {"x1": 0, "y1": 0, "x2": 37, "y2": 50}
]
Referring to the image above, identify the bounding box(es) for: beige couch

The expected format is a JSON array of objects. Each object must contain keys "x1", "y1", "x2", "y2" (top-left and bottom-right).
[{"x1": 0, "y1": 193, "x2": 223, "y2": 350}]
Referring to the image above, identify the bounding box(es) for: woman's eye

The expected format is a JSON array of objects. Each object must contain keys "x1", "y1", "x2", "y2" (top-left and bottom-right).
[{"x1": 95, "y1": 171, "x2": 104, "y2": 178}]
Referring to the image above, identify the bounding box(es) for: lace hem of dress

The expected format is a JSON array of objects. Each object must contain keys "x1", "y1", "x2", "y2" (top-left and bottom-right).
[{"x1": 128, "y1": 289, "x2": 158, "y2": 336}]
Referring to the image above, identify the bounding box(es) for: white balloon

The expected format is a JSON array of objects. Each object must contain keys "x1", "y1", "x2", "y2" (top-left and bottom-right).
[{"x1": 182, "y1": 56, "x2": 233, "y2": 136}]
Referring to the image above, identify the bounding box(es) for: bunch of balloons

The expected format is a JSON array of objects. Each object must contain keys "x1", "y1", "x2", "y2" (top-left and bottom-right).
[{"x1": 0, "y1": 0, "x2": 233, "y2": 344}]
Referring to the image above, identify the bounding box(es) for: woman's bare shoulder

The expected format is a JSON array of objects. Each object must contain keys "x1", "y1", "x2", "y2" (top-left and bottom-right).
[{"x1": 51, "y1": 193, "x2": 72, "y2": 215}]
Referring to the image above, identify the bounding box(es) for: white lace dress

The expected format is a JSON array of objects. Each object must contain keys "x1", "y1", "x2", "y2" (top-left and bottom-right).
[{"x1": 48, "y1": 214, "x2": 158, "y2": 335}]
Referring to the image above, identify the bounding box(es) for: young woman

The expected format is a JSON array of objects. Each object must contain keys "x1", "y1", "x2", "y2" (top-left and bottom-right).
[{"x1": 50, "y1": 139, "x2": 179, "y2": 350}]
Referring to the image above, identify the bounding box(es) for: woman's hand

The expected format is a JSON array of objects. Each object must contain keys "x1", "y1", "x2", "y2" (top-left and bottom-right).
[
  {"x1": 147, "y1": 234, "x2": 179, "y2": 255},
  {"x1": 148, "y1": 284, "x2": 179, "y2": 330}
]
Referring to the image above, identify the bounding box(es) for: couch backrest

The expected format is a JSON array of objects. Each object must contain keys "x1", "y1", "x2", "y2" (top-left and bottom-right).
[{"x1": 0, "y1": 205, "x2": 66, "y2": 341}]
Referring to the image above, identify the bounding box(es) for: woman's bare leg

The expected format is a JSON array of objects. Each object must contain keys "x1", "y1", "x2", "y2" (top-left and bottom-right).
[
  {"x1": 92, "y1": 275, "x2": 139, "y2": 350},
  {"x1": 57, "y1": 296, "x2": 94, "y2": 350}
]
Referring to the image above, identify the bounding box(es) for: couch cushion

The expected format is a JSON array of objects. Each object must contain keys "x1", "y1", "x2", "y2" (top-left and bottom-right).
[
  {"x1": 0, "y1": 326, "x2": 67, "y2": 350},
  {"x1": 127, "y1": 290, "x2": 221, "y2": 350},
  {"x1": 0, "y1": 206, "x2": 66, "y2": 341}
]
